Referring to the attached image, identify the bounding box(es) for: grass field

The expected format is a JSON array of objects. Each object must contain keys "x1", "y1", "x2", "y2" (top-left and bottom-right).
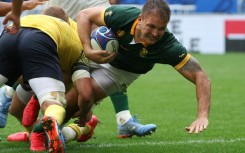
[{"x1": 0, "y1": 53, "x2": 245, "y2": 153}]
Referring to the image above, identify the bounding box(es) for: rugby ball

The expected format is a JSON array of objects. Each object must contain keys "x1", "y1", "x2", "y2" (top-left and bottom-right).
[{"x1": 90, "y1": 26, "x2": 119, "y2": 53}]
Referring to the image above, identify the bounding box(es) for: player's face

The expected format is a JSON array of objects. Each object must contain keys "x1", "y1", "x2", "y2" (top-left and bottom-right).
[{"x1": 139, "y1": 12, "x2": 167, "y2": 45}]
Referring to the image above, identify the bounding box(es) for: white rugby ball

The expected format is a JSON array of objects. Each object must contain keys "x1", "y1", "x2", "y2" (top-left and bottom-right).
[{"x1": 90, "y1": 26, "x2": 119, "y2": 53}]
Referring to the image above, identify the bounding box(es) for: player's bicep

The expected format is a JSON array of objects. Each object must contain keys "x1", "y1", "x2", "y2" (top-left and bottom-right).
[
  {"x1": 77, "y1": 7, "x2": 106, "y2": 26},
  {"x1": 177, "y1": 56, "x2": 202, "y2": 83}
]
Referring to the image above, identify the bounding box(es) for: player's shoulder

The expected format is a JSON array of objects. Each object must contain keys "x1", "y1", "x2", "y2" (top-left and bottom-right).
[
  {"x1": 104, "y1": 6, "x2": 140, "y2": 28},
  {"x1": 106, "y1": 5, "x2": 141, "y2": 14}
]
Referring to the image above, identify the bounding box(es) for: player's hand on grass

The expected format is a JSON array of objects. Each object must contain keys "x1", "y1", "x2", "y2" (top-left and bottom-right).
[{"x1": 185, "y1": 117, "x2": 209, "y2": 134}]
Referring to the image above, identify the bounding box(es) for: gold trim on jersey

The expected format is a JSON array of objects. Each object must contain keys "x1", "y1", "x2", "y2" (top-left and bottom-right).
[
  {"x1": 130, "y1": 18, "x2": 139, "y2": 35},
  {"x1": 174, "y1": 53, "x2": 191, "y2": 70},
  {"x1": 101, "y1": 8, "x2": 107, "y2": 25}
]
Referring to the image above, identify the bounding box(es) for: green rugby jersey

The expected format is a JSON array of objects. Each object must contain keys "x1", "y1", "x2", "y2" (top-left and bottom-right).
[{"x1": 103, "y1": 6, "x2": 190, "y2": 74}]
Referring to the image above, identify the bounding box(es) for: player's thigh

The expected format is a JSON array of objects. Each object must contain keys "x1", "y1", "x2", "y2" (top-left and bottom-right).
[
  {"x1": 0, "y1": 30, "x2": 21, "y2": 85},
  {"x1": 90, "y1": 63, "x2": 140, "y2": 96},
  {"x1": 18, "y1": 28, "x2": 63, "y2": 83},
  {"x1": 28, "y1": 77, "x2": 66, "y2": 107}
]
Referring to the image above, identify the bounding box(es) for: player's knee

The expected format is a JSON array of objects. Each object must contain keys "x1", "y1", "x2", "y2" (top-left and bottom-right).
[
  {"x1": 39, "y1": 91, "x2": 67, "y2": 108},
  {"x1": 9, "y1": 104, "x2": 24, "y2": 121},
  {"x1": 16, "y1": 85, "x2": 33, "y2": 105}
]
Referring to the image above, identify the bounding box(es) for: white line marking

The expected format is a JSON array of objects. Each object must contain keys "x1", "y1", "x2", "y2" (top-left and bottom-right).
[
  {"x1": 78, "y1": 138, "x2": 245, "y2": 148},
  {"x1": 1, "y1": 138, "x2": 245, "y2": 151}
]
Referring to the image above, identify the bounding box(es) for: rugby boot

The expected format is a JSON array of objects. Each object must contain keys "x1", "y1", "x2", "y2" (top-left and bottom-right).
[{"x1": 118, "y1": 115, "x2": 157, "y2": 138}]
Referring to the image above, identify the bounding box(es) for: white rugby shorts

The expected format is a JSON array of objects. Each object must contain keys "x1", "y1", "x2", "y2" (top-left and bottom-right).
[{"x1": 90, "y1": 62, "x2": 141, "y2": 96}]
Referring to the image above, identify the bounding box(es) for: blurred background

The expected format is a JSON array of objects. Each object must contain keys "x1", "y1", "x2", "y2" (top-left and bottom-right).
[{"x1": 1, "y1": 0, "x2": 245, "y2": 54}]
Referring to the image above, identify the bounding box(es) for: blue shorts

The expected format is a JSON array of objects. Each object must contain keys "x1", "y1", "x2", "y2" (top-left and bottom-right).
[{"x1": 0, "y1": 28, "x2": 63, "y2": 86}]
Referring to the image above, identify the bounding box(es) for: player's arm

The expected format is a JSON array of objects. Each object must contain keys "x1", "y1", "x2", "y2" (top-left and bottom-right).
[
  {"x1": 70, "y1": 57, "x2": 94, "y2": 127},
  {"x1": 3, "y1": 0, "x2": 23, "y2": 34},
  {"x1": 0, "y1": 0, "x2": 45, "y2": 16},
  {"x1": 22, "y1": 0, "x2": 46, "y2": 11},
  {"x1": 0, "y1": 0, "x2": 44, "y2": 16},
  {"x1": 76, "y1": 7, "x2": 116, "y2": 64},
  {"x1": 0, "y1": 0, "x2": 45, "y2": 17},
  {"x1": 0, "y1": 2, "x2": 12, "y2": 16},
  {"x1": 177, "y1": 56, "x2": 211, "y2": 134}
]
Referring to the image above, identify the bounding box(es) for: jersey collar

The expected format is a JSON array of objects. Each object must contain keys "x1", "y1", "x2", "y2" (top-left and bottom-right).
[
  {"x1": 130, "y1": 17, "x2": 148, "y2": 47},
  {"x1": 130, "y1": 17, "x2": 138, "y2": 36}
]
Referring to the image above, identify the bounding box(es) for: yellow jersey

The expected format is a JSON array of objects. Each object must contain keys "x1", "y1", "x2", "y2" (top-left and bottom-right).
[{"x1": 20, "y1": 14, "x2": 87, "y2": 72}]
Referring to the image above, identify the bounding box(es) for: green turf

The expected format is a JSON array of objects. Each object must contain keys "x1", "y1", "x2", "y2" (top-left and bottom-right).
[{"x1": 1, "y1": 53, "x2": 245, "y2": 153}]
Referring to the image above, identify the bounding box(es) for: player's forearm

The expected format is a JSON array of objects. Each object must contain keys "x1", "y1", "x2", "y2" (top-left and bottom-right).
[
  {"x1": 77, "y1": 11, "x2": 93, "y2": 57},
  {"x1": 0, "y1": 2, "x2": 12, "y2": 16},
  {"x1": 22, "y1": 1, "x2": 34, "y2": 11},
  {"x1": 196, "y1": 73, "x2": 211, "y2": 118},
  {"x1": 0, "y1": 1, "x2": 33, "y2": 17},
  {"x1": 11, "y1": 0, "x2": 23, "y2": 16}
]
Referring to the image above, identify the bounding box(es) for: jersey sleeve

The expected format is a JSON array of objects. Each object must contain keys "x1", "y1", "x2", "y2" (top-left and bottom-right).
[
  {"x1": 168, "y1": 43, "x2": 190, "y2": 70},
  {"x1": 167, "y1": 42, "x2": 189, "y2": 70},
  {"x1": 157, "y1": 30, "x2": 189, "y2": 69},
  {"x1": 103, "y1": 6, "x2": 141, "y2": 29}
]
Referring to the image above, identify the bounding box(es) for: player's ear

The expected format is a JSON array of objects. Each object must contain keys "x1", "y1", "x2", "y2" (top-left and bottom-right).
[
  {"x1": 138, "y1": 15, "x2": 143, "y2": 25},
  {"x1": 138, "y1": 15, "x2": 142, "y2": 21}
]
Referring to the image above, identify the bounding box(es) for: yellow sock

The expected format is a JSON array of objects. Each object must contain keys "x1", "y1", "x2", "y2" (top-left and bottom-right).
[
  {"x1": 82, "y1": 125, "x2": 91, "y2": 135},
  {"x1": 67, "y1": 123, "x2": 91, "y2": 140},
  {"x1": 67, "y1": 124, "x2": 83, "y2": 140},
  {"x1": 44, "y1": 105, "x2": 65, "y2": 125}
]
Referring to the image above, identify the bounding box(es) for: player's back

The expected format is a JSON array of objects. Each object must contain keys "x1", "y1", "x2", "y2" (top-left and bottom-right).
[{"x1": 20, "y1": 14, "x2": 83, "y2": 71}]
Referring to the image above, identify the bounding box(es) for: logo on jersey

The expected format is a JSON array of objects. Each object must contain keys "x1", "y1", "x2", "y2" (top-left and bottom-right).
[
  {"x1": 76, "y1": 51, "x2": 89, "y2": 66},
  {"x1": 139, "y1": 48, "x2": 148, "y2": 58},
  {"x1": 179, "y1": 53, "x2": 186, "y2": 58},
  {"x1": 117, "y1": 30, "x2": 125, "y2": 37},
  {"x1": 105, "y1": 10, "x2": 113, "y2": 17}
]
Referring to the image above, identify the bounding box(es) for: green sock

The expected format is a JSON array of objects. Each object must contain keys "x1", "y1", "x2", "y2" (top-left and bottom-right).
[
  {"x1": 12, "y1": 81, "x2": 19, "y2": 91},
  {"x1": 32, "y1": 123, "x2": 44, "y2": 133},
  {"x1": 110, "y1": 91, "x2": 129, "y2": 113}
]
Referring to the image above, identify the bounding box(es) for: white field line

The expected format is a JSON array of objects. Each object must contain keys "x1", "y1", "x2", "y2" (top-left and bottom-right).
[
  {"x1": 77, "y1": 138, "x2": 245, "y2": 148},
  {"x1": 1, "y1": 138, "x2": 245, "y2": 152}
]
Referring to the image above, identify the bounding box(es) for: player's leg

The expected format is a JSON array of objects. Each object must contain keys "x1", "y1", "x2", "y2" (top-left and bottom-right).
[
  {"x1": 8, "y1": 85, "x2": 33, "y2": 123},
  {"x1": 0, "y1": 30, "x2": 21, "y2": 128},
  {"x1": 62, "y1": 114, "x2": 99, "y2": 143},
  {"x1": 19, "y1": 29, "x2": 66, "y2": 153},
  {"x1": 91, "y1": 62, "x2": 157, "y2": 138},
  {"x1": 0, "y1": 84, "x2": 14, "y2": 128},
  {"x1": 8, "y1": 85, "x2": 97, "y2": 145},
  {"x1": 29, "y1": 78, "x2": 66, "y2": 153},
  {"x1": 111, "y1": 91, "x2": 157, "y2": 138},
  {"x1": 7, "y1": 103, "x2": 32, "y2": 143},
  {"x1": 7, "y1": 85, "x2": 38, "y2": 142},
  {"x1": 22, "y1": 95, "x2": 40, "y2": 127},
  {"x1": 61, "y1": 85, "x2": 99, "y2": 143}
]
